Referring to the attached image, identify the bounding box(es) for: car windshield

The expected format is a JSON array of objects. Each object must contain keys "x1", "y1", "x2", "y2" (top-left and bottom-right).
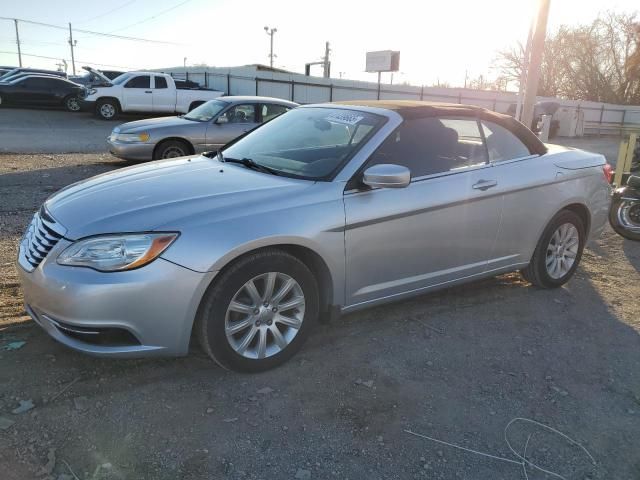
[
  {"x1": 222, "y1": 107, "x2": 384, "y2": 180},
  {"x1": 111, "y1": 73, "x2": 131, "y2": 85},
  {"x1": 184, "y1": 99, "x2": 229, "y2": 121}
]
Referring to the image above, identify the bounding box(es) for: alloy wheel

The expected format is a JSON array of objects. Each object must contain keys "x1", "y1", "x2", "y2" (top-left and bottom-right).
[
  {"x1": 545, "y1": 222, "x2": 579, "y2": 279},
  {"x1": 225, "y1": 272, "x2": 305, "y2": 360},
  {"x1": 162, "y1": 146, "x2": 187, "y2": 158},
  {"x1": 100, "y1": 103, "x2": 115, "y2": 119},
  {"x1": 66, "y1": 97, "x2": 80, "y2": 111}
]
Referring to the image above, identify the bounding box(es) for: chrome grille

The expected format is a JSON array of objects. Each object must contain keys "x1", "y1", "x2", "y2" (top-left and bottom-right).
[{"x1": 18, "y1": 207, "x2": 66, "y2": 272}]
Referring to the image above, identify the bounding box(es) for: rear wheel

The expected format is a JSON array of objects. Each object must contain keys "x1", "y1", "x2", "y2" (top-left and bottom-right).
[
  {"x1": 64, "y1": 95, "x2": 81, "y2": 112},
  {"x1": 195, "y1": 249, "x2": 319, "y2": 372},
  {"x1": 521, "y1": 210, "x2": 585, "y2": 288},
  {"x1": 154, "y1": 139, "x2": 190, "y2": 159},
  {"x1": 95, "y1": 99, "x2": 118, "y2": 120},
  {"x1": 609, "y1": 197, "x2": 640, "y2": 241}
]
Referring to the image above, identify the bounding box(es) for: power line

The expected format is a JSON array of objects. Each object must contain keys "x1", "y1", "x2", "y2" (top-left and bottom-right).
[
  {"x1": 75, "y1": 0, "x2": 137, "y2": 25},
  {"x1": 0, "y1": 16, "x2": 184, "y2": 45},
  {"x1": 108, "y1": 0, "x2": 195, "y2": 33},
  {"x1": 0, "y1": 50, "x2": 138, "y2": 70}
]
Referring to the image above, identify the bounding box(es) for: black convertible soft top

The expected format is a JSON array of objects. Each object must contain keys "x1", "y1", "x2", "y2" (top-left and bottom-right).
[{"x1": 332, "y1": 100, "x2": 548, "y2": 156}]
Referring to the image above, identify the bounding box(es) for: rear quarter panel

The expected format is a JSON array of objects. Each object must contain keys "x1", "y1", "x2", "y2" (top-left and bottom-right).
[{"x1": 490, "y1": 147, "x2": 610, "y2": 268}]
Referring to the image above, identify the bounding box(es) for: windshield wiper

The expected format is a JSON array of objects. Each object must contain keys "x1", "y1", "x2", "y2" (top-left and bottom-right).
[{"x1": 223, "y1": 157, "x2": 281, "y2": 176}]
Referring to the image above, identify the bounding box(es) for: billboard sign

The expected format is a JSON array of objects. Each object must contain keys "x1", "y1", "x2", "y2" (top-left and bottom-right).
[{"x1": 365, "y1": 50, "x2": 400, "y2": 72}]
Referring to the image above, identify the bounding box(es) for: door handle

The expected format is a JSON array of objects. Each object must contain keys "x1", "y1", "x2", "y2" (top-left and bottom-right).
[
  {"x1": 472, "y1": 179, "x2": 498, "y2": 191},
  {"x1": 145, "y1": 90, "x2": 152, "y2": 93}
]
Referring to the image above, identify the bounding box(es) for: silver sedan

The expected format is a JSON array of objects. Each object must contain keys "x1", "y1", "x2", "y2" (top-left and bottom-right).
[
  {"x1": 107, "y1": 96, "x2": 298, "y2": 161},
  {"x1": 19, "y1": 100, "x2": 611, "y2": 372}
]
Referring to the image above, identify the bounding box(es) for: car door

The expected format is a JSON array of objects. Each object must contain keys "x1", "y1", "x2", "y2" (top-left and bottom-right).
[
  {"x1": 205, "y1": 103, "x2": 258, "y2": 149},
  {"x1": 477, "y1": 119, "x2": 556, "y2": 270},
  {"x1": 14, "y1": 78, "x2": 50, "y2": 104},
  {"x1": 122, "y1": 75, "x2": 152, "y2": 111},
  {"x1": 152, "y1": 75, "x2": 174, "y2": 112},
  {"x1": 343, "y1": 115, "x2": 503, "y2": 307}
]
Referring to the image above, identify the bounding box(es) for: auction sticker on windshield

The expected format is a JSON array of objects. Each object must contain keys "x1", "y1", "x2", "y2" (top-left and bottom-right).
[{"x1": 325, "y1": 112, "x2": 365, "y2": 126}]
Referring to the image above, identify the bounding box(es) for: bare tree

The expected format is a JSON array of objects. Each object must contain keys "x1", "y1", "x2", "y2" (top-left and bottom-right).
[{"x1": 495, "y1": 11, "x2": 640, "y2": 103}]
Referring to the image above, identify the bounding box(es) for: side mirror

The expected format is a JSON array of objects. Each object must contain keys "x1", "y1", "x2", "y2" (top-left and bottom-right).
[
  {"x1": 362, "y1": 164, "x2": 411, "y2": 189},
  {"x1": 215, "y1": 116, "x2": 228, "y2": 125}
]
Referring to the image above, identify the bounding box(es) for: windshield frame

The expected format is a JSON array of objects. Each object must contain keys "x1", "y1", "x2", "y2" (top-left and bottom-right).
[{"x1": 220, "y1": 106, "x2": 387, "y2": 182}]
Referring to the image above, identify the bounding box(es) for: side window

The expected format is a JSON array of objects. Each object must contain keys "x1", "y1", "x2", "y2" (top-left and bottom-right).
[
  {"x1": 154, "y1": 76, "x2": 168, "y2": 89},
  {"x1": 219, "y1": 104, "x2": 256, "y2": 123},
  {"x1": 261, "y1": 104, "x2": 290, "y2": 122},
  {"x1": 368, "y1": 117, "x2": 487, "y2": 178},
  {"x1": 124, "y1": 75, "x2": 151, "y2": 88},
  {"x1": 481, "y1": 121, "x2": 532, "y2": 162}
]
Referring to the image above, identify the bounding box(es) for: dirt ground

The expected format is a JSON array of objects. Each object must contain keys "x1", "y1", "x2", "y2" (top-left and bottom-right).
[{"x1": 1, "y1": 153, "x2": 640, "y2": 480}]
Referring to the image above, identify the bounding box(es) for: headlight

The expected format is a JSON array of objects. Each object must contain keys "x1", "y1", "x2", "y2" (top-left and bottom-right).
[
  {"x1": 88, "y1": 88, "x2": 97, "y2": 95},
  {"x1": 57, "y1": 233, "x2": 178, "y2": 272},
  {"x1": 113, "y1": 132, "x2": 150, "y2": 143}
]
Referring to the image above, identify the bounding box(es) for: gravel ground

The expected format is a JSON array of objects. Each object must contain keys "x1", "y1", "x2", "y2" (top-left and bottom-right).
[{"x1": 1, "y1": 152, "x2": 639, "y2": 480}]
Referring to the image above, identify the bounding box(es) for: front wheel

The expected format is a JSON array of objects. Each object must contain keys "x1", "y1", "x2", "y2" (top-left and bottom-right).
[
  {"x1": 153, "y1": 139, "x2": 190, "y2": 159},
  {"x1": 609, "y1": 197, "x2": 640, "y2": 241},
  {"x1": 64, "y1": 95, "x2": 81, "y2": 112},
  {"x1": 195, "y1": 249, "x2": 319, "y2": 372},
  {"x1": 95, "y1": 99, "x2": 118, "y2": 120},
  {"x1": 521, "y1": 210, "x2": 585, "y2": 288}
]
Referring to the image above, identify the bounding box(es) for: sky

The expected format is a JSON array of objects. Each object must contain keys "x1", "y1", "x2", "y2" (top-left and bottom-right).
[{"x1": 0, "y1": 0, "x2": 638, "y2": 87}]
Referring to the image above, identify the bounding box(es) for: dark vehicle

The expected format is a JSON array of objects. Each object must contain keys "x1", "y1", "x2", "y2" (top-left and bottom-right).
[
  {"x1": 610, "y1": 175, "x2": 640, "y2": 241},
  {"x1": 70, "y1": 66, "x2": 126, "y2": 87},
  {"x1": 174, "y1": 79, "x2": 202, "y2": 90},
  {"x1": 0, "y1": 75, "x2": 85, "y2": 111},
  {"x1": 0, "y1": 68, "x2": 66, "y2": 81}
]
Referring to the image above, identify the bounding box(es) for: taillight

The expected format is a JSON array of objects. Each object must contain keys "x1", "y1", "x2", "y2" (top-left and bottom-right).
[{"x1": 603, "y1": 163, "x2": 613, "y2": 184}]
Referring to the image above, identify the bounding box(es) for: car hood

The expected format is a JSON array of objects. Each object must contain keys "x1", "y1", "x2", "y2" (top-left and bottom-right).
[
  {"x1": 45, "y1": 156, "x2": 313, "y2": 239},
  {"x1": 116, "y1": 116, "x2": 195, "y2": 133}
]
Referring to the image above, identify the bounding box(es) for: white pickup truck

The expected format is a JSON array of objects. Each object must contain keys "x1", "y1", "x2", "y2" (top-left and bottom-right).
[{"x1": 82, "y1": 68, "x2": 224, "y2": 120}]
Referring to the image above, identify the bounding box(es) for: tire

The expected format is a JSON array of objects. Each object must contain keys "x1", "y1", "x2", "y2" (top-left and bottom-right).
[
  {"x1": 521, "y1": 210, "x2": 585, "y2": 288},
  {"x1": 188, "y1": 101, "x2": 204, "y2": 112},
  {"x1": 609, "y1": 197, "x2": 640, "y2": 241},
  {"x1": 153, "y1": 139, "x2": 190, "y2": 160},
  {"x1": 195, "y1": 249, "x2": 319, "y2": 372},
  {"x1": 64, "y1": 95, "x2": 81, "y2": 112},
  {"x1": 632, "y1": 143, "x2": 640, "y2": 173},
  {"x1": 95, "y1": 99, "x2": 118, "y2": 120}
]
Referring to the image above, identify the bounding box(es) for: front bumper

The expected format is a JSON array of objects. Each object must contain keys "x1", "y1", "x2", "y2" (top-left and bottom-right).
[
  {"x1": 107, "y1": 139, "x2": 155, "y2": 161},
  {"x1": 19, "y1": 239, "x2": 216, "y2": 358}
]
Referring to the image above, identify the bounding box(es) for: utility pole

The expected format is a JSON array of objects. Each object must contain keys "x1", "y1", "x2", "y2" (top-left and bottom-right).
[
  {"x1": 14, "y1": 19, "x2": 22, "y2": 67},
  {"x1": 68, "y1": 23, "x2": 77, "y2": 75},
  {"x1": 323, "y1": 41, "x2": 331, "y2": 78},
  {"x1": 515, "y1": 22, "x2": 534, "y2": 122},
  {"x1": 264, "y1": 26, "x2": 277, "y2": 68},
  {"x1": 521, "y1": 0, "x2": 551, "y2": 129}
]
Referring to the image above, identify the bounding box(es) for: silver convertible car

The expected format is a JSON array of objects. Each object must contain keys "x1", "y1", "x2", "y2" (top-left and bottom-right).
[
  {"x1": 107, "y1": 96, "x2": 298, "y2": 161},
  {"x1": 18, "y1": 100, "x2": 611, "y2": 372}
]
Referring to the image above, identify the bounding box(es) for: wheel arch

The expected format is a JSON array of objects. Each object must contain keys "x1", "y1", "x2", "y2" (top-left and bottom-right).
[
  {"x1": 96, "y1": 96, "x2": 121, "y2": 111},
  {"x1": 188, "y1": 101, "x2": 205, "y2": 112},
  {"x1": 561, "y1": 202, "x2": 591, "y2": 237},
  {"x1": 153, "y1": 137, "x2": 195, "y2": 158},
  {"x1": 196, "y1": 243, "x2": 336, "y2": 321}
]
